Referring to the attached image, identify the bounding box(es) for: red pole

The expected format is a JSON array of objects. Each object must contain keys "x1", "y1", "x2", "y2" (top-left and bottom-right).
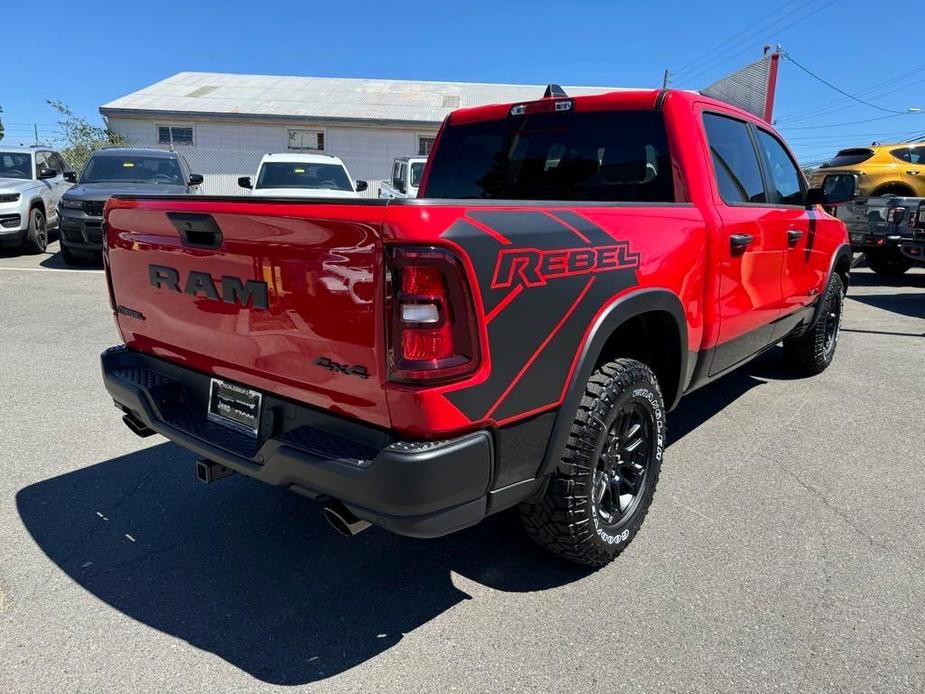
[{"x1": 764, "y1": 50, "x2": 781, "y2": 122}]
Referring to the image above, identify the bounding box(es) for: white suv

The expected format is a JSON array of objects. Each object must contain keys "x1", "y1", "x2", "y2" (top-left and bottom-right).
[
  {"x1": 238, "y1": 153, "x2": 367, "y2": 198},
  {"x1": 0, "y1": 146, "x2": 72, "y2": 253}
]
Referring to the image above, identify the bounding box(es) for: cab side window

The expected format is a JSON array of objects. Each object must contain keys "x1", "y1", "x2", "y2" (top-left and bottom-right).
[
  {"x1": 51, "y1": 153, "x2": 68, "y2": 172},
  {"x1": 34, "y1": 152, "x2": 49, "y2": 177},
  {"x1": 703, "y1": 113, "x2": 766, "y2": 204},
  {"x1": 757, "y1": 130, "x2": 805, "y2": 205}
]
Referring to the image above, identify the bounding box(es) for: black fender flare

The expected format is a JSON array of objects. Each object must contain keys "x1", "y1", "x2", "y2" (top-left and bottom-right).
[
  {"x1": 803, "y1": 242, "x2": 851, "y2": 335},
  {"x1": 536, "y1": 288, "x2": 688, "y2": 480}
]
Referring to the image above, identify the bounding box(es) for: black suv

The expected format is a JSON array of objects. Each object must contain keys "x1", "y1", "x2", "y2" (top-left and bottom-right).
[{"x1": 58, "y1": 148, "x2": 202, "y2": 264}]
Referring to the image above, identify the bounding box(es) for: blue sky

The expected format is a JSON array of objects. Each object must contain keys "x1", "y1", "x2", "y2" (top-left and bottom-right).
[{"x1": 2, "y1": 0, "x2": 923, "y2": 164}]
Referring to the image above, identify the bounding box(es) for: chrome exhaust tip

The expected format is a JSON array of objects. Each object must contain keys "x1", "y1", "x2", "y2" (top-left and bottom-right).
[{"x1": 323, "y1": 502, "x2": 371, "y2": 537}]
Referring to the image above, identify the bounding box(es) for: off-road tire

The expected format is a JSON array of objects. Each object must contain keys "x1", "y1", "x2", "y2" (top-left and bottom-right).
[
  {"x1": 519, "y1": 358, "x2": 665, "y2": 567},
  {"x1": 866, "y1": 252, "x2": 912, "y2": 276},
  {"x1": 782, "y1": 272, "x2": 844, "y2": 376},
  {"x1": 23, "y1": 207, "x2": 48, "y2": 254}
]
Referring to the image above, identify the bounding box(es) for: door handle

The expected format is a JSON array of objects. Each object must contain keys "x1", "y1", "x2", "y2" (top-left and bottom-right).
[
  {"x1": 787, "y1": 229, "x2": 804, "y2": 247},
  {"x1": 730, "y1": 233, "x2": 753, "y2": 255}
]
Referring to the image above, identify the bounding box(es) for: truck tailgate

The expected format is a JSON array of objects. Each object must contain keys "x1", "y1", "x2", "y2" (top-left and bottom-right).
[{"x1": 105, "y1": 197, "x2": 390, "y2": 427}]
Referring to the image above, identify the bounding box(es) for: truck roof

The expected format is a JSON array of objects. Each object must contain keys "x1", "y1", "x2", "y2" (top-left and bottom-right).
[
  {"x1": 0, "y1": 145, "x2": 48, "y2": 153},
  {"x1": 447, "y1": 88, "x2": 761, "y2": 126},
  {"x1": 93, "y1": 147, "x2": 183, "y2": 159},
  {"x1": 260, "y1": 152, "x2": 344, "y2": 165}
]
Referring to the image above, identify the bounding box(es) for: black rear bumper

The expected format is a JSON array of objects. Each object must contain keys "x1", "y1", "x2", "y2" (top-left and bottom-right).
[{"x1": 101, "y1": 346, "x2": 494, "y2": 538}]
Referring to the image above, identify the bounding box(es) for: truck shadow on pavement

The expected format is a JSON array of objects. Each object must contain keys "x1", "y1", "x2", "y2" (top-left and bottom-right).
[
  {"x1": 16, "y1": 350, "x2": 781, "y2": 685},
  {"x1": 40, "y1": 248, "x2": 103, "y2": 271},
  {"x1": 848, "y1": 292, "x2": 925, "y2": 321}
]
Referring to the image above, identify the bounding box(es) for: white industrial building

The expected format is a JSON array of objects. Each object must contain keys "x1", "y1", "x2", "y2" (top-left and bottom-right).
[{"x1": 99, "y1": 72, "x2": 622, "y2": 195}]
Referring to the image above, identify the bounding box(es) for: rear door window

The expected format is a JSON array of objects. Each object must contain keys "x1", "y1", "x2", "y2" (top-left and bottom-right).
[
  {"x1": 424, "y1": 109, "x2": 675, "y2": 202},
  {"x1": 703, "y1": 113, "x2": 766, "y2": 204},
  {"x1": 891, "y1": 147, "x2": 925, "y2": 165},
  {"x1": 756, "y1": 129, "x2": 805, "y2": 205}
]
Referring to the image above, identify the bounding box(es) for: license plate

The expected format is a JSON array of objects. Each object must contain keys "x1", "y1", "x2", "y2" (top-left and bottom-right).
[{"x1": 207, "y1": 378, "x2": 262, "y2": 437}]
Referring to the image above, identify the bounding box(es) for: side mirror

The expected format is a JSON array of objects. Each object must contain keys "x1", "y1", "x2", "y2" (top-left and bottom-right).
[
  {"x1": 63, "y1": 170, "x2": 77, "y2": 183},
  {"x1": 355, "y1": 180, "x2": 368, "y2": 192},
  {"x1": 188, "y1": 173, "x2": 204, "y2": 186},
  {"x1": 238, "y1": 176, "x2": 252, "y2": 189},
  {"x1": 807, "y1": 172, "x2": 858, "y2": 206},
  {"x1": 38, "y1": 167, "x2": 58, "y2": 180}
]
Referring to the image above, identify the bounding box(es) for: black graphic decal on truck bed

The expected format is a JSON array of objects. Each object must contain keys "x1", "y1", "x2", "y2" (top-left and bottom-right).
[{"x1": 442, "y1": 210, "x2": 639, "y2": 423}]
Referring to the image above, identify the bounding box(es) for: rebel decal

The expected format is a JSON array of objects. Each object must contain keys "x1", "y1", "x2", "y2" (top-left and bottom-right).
[
  {"x1": 442, "y1": 210, "x2": 640, "y2": 422},
  {"x1": 490, "y1": 244, "x2": 639, "y2": 289}
]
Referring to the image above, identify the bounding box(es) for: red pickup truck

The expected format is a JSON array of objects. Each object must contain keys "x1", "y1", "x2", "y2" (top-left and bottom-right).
[{"x1": 101, "y1": 88, "x2": 853, "y2": 567}]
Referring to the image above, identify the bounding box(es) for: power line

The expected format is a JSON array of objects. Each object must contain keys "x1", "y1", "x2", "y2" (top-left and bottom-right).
[
  {"x1": 776, "y1": 69, "x2": 925, "y2": 123},
  {"x1": 781, "y1": 52, "x2": 918, "y2": 115},
  {"x1": 676, "y1": 0, "x2": 839, "y2": 87},
  {"x1": 777, "y1": 114, "x2": 919, "y2": 131},
  {"x1": 672, "y1": 0, "x2": 806, "y2": 77}
]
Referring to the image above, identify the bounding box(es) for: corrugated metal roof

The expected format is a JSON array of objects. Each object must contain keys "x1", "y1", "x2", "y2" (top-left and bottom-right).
[
  {"x1": 701, "y1": 55, "x2": 774, "y2": 121},
  {"x1": 100, "y1": 72, "x2": 632, "y2": 125}
]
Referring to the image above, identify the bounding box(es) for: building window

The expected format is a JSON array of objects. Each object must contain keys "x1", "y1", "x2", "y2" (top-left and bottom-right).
[
  {"x1": 288, "y1": 129, "x2": 324, "y2": 151},
  {"x1": 418, "y1": 136, "x2": 436, "y2": 156},
  {"x1": 157, "y1": 125, "x2": 194, "y2": 145}
]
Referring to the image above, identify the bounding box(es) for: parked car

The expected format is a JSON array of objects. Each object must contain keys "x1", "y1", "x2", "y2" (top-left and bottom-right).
[
  {"x1": 899, "y1": 200, "x2": 925, "y2": 264},
  {"x1": 99, "y1": 87, "x2": 852, "y2": 568},
  {"x1": 379, "y1": 156, "x2": 427, "y2": 198},
  {"x1": 838, "y1": 194, "x2": 925, "y2": 275},
  {"x1": 0, "y1": 146, "x2": 72, "y2": 253},
  {"x1": 58, "y1": 148, "x2": 202, "y2": 265},
  {"x1": 238, "y1": 153, "x2": 367, "y2": 198},
  {"x1": 811, "y1": 143, "x2": 925, "y2": 197}
]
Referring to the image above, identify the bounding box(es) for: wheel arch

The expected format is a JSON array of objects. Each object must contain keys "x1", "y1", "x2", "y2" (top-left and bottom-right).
[
  {"x1": 536, "y1": 288, "x2": 688, "y2": 480},
  {"x1": 802, "y1": 242, "x2": 851, "y2": 336},
  {"x1": 28, "y1": 197, "x2": 46, "y2": 215},
  {"x1": 871, "y1": 181, "x2": 916, "y2": 197}
]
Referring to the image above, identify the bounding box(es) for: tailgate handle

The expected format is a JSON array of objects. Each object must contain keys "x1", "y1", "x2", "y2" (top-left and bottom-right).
[{"x1": 168, "y1": 213, "x2": 223, "y2": 249}]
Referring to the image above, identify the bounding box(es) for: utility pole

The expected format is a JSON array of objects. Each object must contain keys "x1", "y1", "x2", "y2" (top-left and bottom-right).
[
  {"x1": 33, "y1": 123, "x2": 38, "y2": 143},
  {"x1": 662, "y1": 69, "x2": 671, "y2": 89}
]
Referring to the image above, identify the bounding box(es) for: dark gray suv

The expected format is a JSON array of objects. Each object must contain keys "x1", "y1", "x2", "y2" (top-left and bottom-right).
[{"x1": 58, "y1": 148, "x2": 202, "y2": 264}]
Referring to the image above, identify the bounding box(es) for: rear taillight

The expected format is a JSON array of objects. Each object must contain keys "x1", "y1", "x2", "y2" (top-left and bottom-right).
[
  {"x1": 887, "y1": 207, "x2": 907, "y2": 224},
  {"x1": 100, "y1": 220, "x2": 117, "y2": 311},
  {"x1": 387, "y1": 247, "x2": 480, "y2": 383}
]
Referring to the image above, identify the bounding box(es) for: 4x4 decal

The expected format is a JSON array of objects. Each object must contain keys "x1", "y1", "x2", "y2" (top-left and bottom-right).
[{"x1": 442, "y1": 210, "x2": 640, "y2": 423}]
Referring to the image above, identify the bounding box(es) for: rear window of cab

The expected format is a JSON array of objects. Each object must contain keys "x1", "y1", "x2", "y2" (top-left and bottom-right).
[
  {"x1": 423, "y1": 110, "x2": 676, "y2": 202},
  {"x1": 823, "y1": 148, "x2": 875, "y2": 168}
]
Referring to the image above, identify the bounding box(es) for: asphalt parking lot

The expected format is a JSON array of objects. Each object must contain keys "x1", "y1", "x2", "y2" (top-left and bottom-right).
[{"x1": 1, "y1": 241, "x2": 923, "y2": 693}]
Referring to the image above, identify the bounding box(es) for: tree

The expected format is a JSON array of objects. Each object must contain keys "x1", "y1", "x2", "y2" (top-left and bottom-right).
[{"x1": 47, "y1": 100, "x2": 126, "y2": 170}]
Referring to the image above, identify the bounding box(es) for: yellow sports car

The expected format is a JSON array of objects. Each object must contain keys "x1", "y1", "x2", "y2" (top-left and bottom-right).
[{"x1": 811, "y1": 143, "x2": 925, "y2": 197}]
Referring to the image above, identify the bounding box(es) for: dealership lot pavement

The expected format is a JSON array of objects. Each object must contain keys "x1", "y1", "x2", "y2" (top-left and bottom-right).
[{"x1": 1, "y1": 242, "x2": 923, "y2": 693}]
